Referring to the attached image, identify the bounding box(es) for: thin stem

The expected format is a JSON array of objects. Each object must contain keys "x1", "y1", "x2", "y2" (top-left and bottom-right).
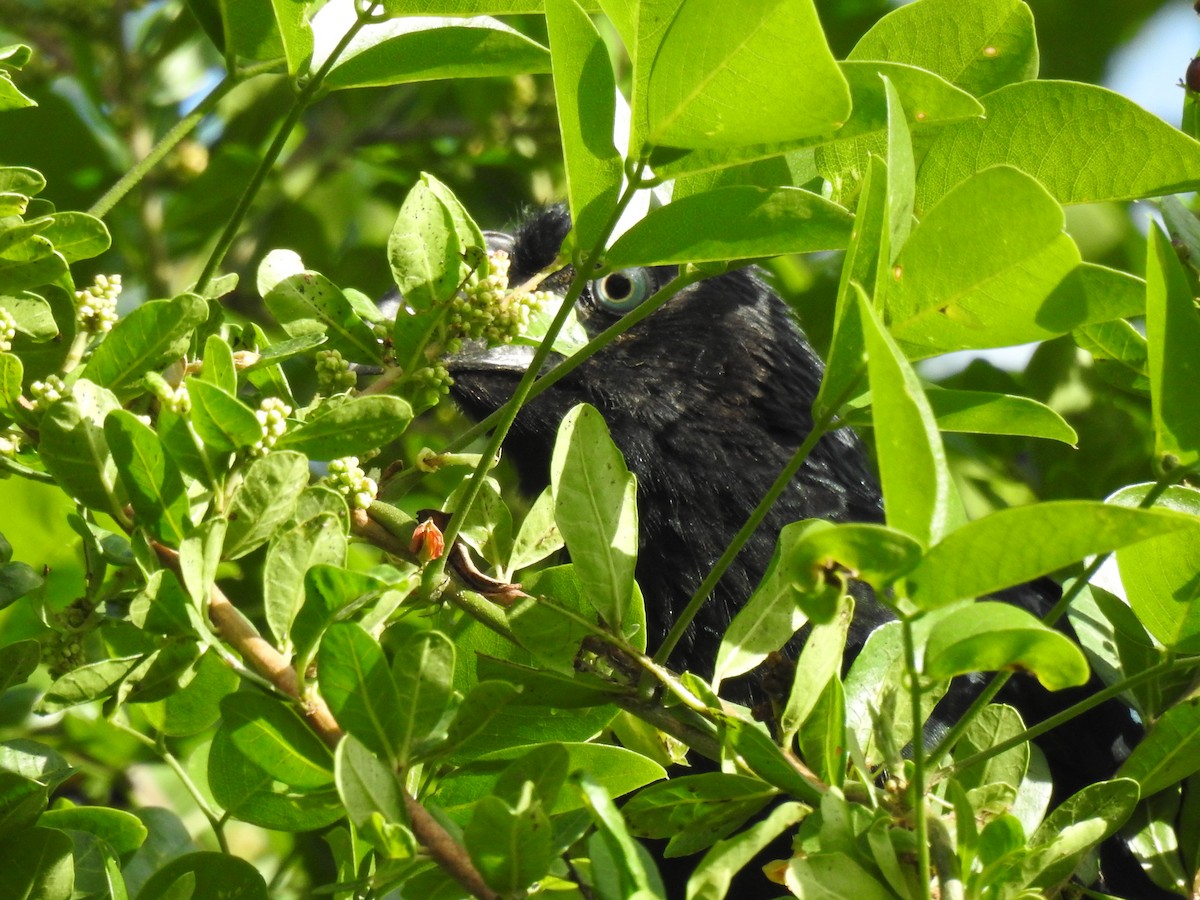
[
  {"x1": 194, "y1": 20, "x2": 369, "y2": 294},
  {"x1": 901, "y1": 612, "x2": 932, "y2": 899},
  {"x1": 111, "y1": 719, "x2": 229, "y2": 853},
  {"x1": 88, "y1": 61, "x2": 281, "y2": 220},
  {"x1": 927, "y1": 466, "x2": 1192, "y2": 764},
  {"x1": 435, "y1": 164, "x2": 649, "y2": 556},
  {"x1": 949, "y1": 656, "x2": 1200, "y2": 776},
  {"x1": 652, "y1": 371, "x2": 865, "y2": 666}
]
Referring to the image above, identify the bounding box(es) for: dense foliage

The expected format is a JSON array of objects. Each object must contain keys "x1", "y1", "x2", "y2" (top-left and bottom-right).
[{"x1": 1, "y1": 1, "x2": 1200, "y2": 898}]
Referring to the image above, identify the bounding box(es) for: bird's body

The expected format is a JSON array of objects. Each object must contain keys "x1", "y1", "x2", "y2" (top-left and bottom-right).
[{"x1": 446, "y1": 206, "x2": 1156, "y2": 896}]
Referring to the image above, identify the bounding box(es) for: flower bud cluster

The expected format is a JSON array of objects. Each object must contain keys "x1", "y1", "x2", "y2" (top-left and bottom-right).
[
  {"x1": 446, "y1": 250, "x2": 553, "y2": 348},
  {"x1": 316, "y1": 349, "x2": 357, "y2": 394},
  {"x1": 0, "y1": 307, "x2": 15, "y2": 353},
  {"x1": 252, "y1": 397, "x2": 291, "y2": 455},
  {"x1": 326, "y1": 456, "x2": 378, "y2": 510},
  {"x1": 75, "y1": 273, "x2": 122, "y2": 334},
  {"x1": 30, "y1": 374, "x2": 66, "y2": 410}
]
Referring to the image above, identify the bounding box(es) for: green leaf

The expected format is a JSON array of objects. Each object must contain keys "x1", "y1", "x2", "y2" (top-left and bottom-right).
[
  {"x1": 0, "y1": 236, "x2": 66, "y2": 294},
  {"x1": 178, "y1": 516, "x2": 226, "y2": 610},
  {"x1": 907, "y1": 500, "x2": 1200, "y2": 610},
  {"x1": 917, "y1": 81, "x2": 1200, "y2": 209},
  {"x1": 276, "y1": 395, "x2": 412, "y2": 458},
  {"x1": 922, "y1": 601, "x2": 1090, "y2": 689},
  {"x1": 781, "y1": 595, "x2": 852, "y2": 743},
  {"x1": 1111, "y1": 484, "x2": 1200, "y2": 653},
  {"x1": 575, "y1": 770, "x2": 660, "y2": 895},
  {"x1": 142, "y1": 648, "x2": 238, "y2": 737},
  {"x1": 38, "y1": 655, "x2": 144, "y2": 713},
  {"x1": 39, "y1": 806, "x2": 148, "y2": 855},
  {"x1": 220, "y1": 692, "x2": 334, "y2": 790},
  {"x1": 37, "y1": 380, "x2": 124, "y2": 516},
  {"x1": 335, "y1": 733, "x2": 407, "y2": 830},
  {"x1": 0, "y1": 167, "x2": 44, "y2": 196},
  {"x1": 508, "y1": 487, "x2": 564, "y2": 572},
  {"x1": 81, "y1": 294, "x2": 208, "y2": 399},
  {"x1": 186, "y1": 377, "x2": 263, "y2": 452},
  {"x1": 392, "y1": 630, "x2": 455, "y2": 765},
  {"x1": 224, "y1": 451, "x2": 310, "y2": 559},
  {"x1": 0, "y1": 771, "x2": 47, "y2": 838},
  {"x1": 105, "y1": 410, "x2": 191, "y2": 544},
  {"x1": 201, "y1": 333, "x2": 237, "y2": 395},
  {"x1": 859, "y1": 290, "x2": 953, "y2": 547},
  {"x1": 465, "y1": 793, "x2": 555, "y2": 895},
  {"x1": 270, "y1": 0, "x2": 313, "y2": 75},
  {"x1": 719, "y1": 715, "x2": 821, "y2": 802},
  {"x1": 135, "y1": 851, "x2": 268, "y2": 900},
  {"x1": 550, "y1": 404, "x2": 637, "y2": 630},
  {"x1": 1118, "y1": 700, "x2": 1200, "y2": 798},
  {"x1": 626, "y1": 772, "x2": 776, "y2": 857},
  {"x1": 545, "y1": 0, "x2": 623, "y2": 251},
  {"x1": 0, "y1": 352, "x2": 21, "y2": 416},
  {"x1": 208, "y1": 726, "x2": 342, "y2": 832},
  {"x1": 1, "y1": 292, "x2": 57, "y2": 340},
  {"x1": 1146, "y1": 221, "x2": 1200, "y2": 467},
  {"x1": 0, "y1": 562, "x2": 43, "y2": 610},
  {"x1": 848, "y1": 388, "x2": 1079, "y2": 444},
  {"x1": 605, "y1": 186, "x2": 852, "y2": 267},
  {"x1": 888, "y1": 166, "x2": 1081, "y2": 359},
  {"x1": 1026, "y1": 779, "x2": 1140, "y2": 890},
  {"x1": 643, "y1": 0, "x2": 848, "y2": 151},
  {"x1": 782, "y1": 852, "x2": 895, "y2": 899},
  {"x1": 264, "y1": 515, "x2": 347, "y2": 648},
  {"x1": 952, "y1": 704, "x2": 1029, "y2": 793},
  {"x1": 318, "y1": 622, "x2": 404, "y2": 762},
  {"x1": 292, "y1": 566, "x2": 391, "y2": 674},
  {"x1": 849, "y1": 0, "x2": 1037, "y2": 97},
  {"x1": 0, "y1": 827, "x2": 73, "y2": 900},
  {"x1": 39, "y1": 211, "x2": 110, "y2": 263},
  {"x1": 318, "y1": 14, "x2": 551, "y2": 90},
  {"x1": 0, "y1": 640, "x2": 40, "y2": 692},
  {"x1": 686, "y1": 801, "x2": 809, "y2": 900},
  {"x1": 263, "y1": 271, "x2": 382, "y2": 364}
]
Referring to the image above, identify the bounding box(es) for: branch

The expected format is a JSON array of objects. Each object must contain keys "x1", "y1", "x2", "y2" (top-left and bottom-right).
[{"x1": 149, "y1": 541, "x2": 499, "y2": 900}]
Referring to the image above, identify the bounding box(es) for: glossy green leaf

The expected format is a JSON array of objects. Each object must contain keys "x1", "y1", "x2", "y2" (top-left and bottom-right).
[
  {"x1": 465, "y1": 792, "x2": 555, "y2": 894},
  {"x1": 1118, "y1": 700, "x2": 1200, "y2": 798},
  {"x1": 387, "y1": 174, "x2": 464, "y2": 312},
  {"x1": 1, "y1": 292, "x2": 56, "y2": 340},
  {"x1": 208, "y1": 725, "x2": 342, "y2": 832},
  {"x1": 1146, "y1": 222, "x2": 1200, "y2": 467},
  {"x1": 82, "y1": 294, "x2": 208, "y2": 399},
  {"x1": 39, "y1": 211, "x2": 110, "y2": 263},
  {"x1": 0, "y1": 561, "x2": 42, "y2": 610},
  {"x1": 917, "y1": 81, "x2": 1200, "y2": 210},
  {"x1": 0, "y1": 640, "x2": 40, "y2": 693},
  {"x1": 575, "y1": 770, "x2": 660, "y2": 894},
  {"x1": 316, "y1": 10, "x2": 550, "y2": 90},
  {"x1": 318, "y1": 622, "x2": 404, "y2": 762},
  {"x1": 952, "y1": 704, "x2": 1029, "y2": 793},
  {"x1": 38, "y1": 655, "x2": 143, "y2": 713},
  {"x1": 392, "y1": 630, "x2": 455, "y2": 765},
  {"x1": 642, "y1": 0, "x2": 848, "y2": 151},
  {"x1": 922, "y1": 601, "x2": 1088, "y2": 689},
  {"x1": 849, "y1": 0, "x2": 1037, "y2": 97},
  {"x1": 136, "y1": 851, "x2": 268, "y2": 900},
  {"x1": 719, "y1": 716, "x2": 821, "y2": 802},
  {"x1": 201, "y1": 333, "x2": 236, "y2": 395},
  {"x1": 0, "y1": 352, "x2": 21, "y2": 415},
  {"x1": 264, "y1": 514, "x2": 346, "y2": 648},
  {"x1": 0, "y1": 235, "x2": 66, "y2": 294},
  {"x1": 39, "y1": 806, "x2": 147, "y2": 855},
  {"x1": 605, "y1": 186, "x2": 852, "y2": 268},
  {"x1": 270, "y1": 0, "x2": 313, "y2": 75},
  {"x1": 550, "y1": 404, "x2": 637, "y2": 630},
  {"x1": 1026, "y1": 779, "x2": 1140, "y2": 890},
  {"x1": 142, "y1": 648, "x2": 238, "y2": 737},
  {"x1": 0, "y1": 827, "x2": 73, "y2": 900},
  {"x1": 186, "y1": 377, "x2": 263, "y2": 452},
  {"x1": 783, "y1": 852, "x2": 895, "y2": 898},
  {"x1": 223, "y1": 451, "x2": 310, "y2": 559},
  {"x1": 545, "y1": 0, "x2": 623, "y2": 251},
  {"x1": 105, "y1": 410, "x2": 191, "y2": 544},
  {"x1": 780, "y1": 595, "x2": 852, "y2": 744},
  {"x1": 624, "y1": 773, "x2": 774, "y2": 858},
  {"x1": 335, "y1": 733, "x2": 407, "y2": 830},
  {"x1": 276, "y1": 395, "x2": 412, "y2": 458},
  {"x1": 860, "y1": 290, "x2": 953, "y2": 547},
  {"x1": 220, "y1": 692, "x2": 334, "y2": 790},
  {"x1": 686, "y1": 801, "x2": 809, "y2": 900},
  {"x1": 37, "y1": 380, "x2": 124, "y2": 516},
  {"x1": 888, "y1": 166, "x2": 1081, "y2": 359},
  {"x1": 907, "y1": 500, "x2": 1200, "y2": 609},
  {"x1": 0, "y1": 771, "x2": 47, "y2": 838},
  {"x1": 1111, "y1": 484, "x2": 1200, "y2": 653},
  {"x1": 291, "y1": 566, "x2": 391, "y2": 674},
  {"x1": 849, "y1": 388, "x2": 1078, "y2": 444},
  {"x1": 263, "y1": 270, "x2": 382, "y2": 364}
]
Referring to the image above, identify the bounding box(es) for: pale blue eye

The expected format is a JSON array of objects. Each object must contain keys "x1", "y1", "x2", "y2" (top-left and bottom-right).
[{"x1": 591, "y1": 269, "x2": 654, "y2": 313}]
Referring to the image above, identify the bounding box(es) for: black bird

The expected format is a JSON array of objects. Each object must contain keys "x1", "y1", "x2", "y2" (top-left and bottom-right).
[{"x1": 446, "y1": 207, "x2": 1156, "y2": 896}]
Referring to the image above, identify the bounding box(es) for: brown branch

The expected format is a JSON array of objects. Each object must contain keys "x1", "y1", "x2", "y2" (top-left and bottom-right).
[{"x1": 149, "y1": 541, "x2": 498, "y2": 900}]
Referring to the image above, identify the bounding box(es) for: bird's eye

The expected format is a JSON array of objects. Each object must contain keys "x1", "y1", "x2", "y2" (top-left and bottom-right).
[{"x1": 590, "y1": 268, "x2": 654, "y2": 313}]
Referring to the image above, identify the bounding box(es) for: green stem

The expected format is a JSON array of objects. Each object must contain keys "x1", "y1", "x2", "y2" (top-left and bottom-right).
[
  {"x1": 111, "y1": 719, "x2": 228, "y2": 853},
  {"x1": 435, "y1": 165, "x2": 648, "y2": 556},
  {"x1": 194, "y1": 19, "x2": 370, "y2": 294},
  {"x1": 927, "y1": 466, "x2": 1191, "y2": 764},
  {"x1": 88, "y1": 61, "x2": 281, "y2": 221},
  {"x1": 949, "y1": 656, "x2": 1200, "y2": 776},
  {"x1": 652, "y1": 370, "x2": 865, "y2": 666},
  {"x1": 901, "y1": 612, "x2": 932, "y2": 900}
]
